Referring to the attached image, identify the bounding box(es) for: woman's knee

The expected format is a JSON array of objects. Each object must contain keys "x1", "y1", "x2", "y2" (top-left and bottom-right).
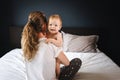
[{"x1": 70, "y1": 58, "x2": 82, "y2": 67}]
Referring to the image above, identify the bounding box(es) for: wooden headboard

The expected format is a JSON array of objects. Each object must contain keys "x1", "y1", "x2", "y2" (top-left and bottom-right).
[{"x1": 61, "y1": 27, "x2": 100, "y2": 35}]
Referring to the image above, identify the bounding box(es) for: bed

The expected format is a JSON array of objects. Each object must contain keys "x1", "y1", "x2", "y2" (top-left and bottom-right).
[{"x1": 0, "y1": 27, "x2": 120, "y2": 80}]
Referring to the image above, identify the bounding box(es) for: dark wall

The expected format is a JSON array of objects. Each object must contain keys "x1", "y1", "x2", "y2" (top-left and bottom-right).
[
  {"x1": 0, "y1": 0, "x2": 119, "y2": 66},
  {"x1": 0, "y1": 0, "x2": 14, "y2": 55},
  {"x1": 11, "y1": 0, "x2": 99, "y2": 27}
]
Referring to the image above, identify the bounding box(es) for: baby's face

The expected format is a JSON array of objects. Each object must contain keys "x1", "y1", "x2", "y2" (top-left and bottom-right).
[{"x1": 48, "y1": 18, "x2": 61, "y2": 34}]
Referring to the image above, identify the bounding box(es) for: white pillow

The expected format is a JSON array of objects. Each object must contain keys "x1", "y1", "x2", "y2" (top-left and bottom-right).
[
  {"x1": 62, "y1": 31, "x2": 73, "y2": 51},
  {"x1": 62, "y1": 31, "x2": 99, "y2": 52}
]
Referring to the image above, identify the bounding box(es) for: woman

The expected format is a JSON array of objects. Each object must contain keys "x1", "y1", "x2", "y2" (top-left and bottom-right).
[{"x1": 21, "y1": 11, "x2": 81, "y2": 80}]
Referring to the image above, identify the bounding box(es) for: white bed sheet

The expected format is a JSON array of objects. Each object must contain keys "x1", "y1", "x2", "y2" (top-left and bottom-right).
[
  {"x1": 64, "y1": 51, "x2": 120, "y2": 80},
  {"x1": 0, "y1": 48, "x2": 120, "y2": 80}
]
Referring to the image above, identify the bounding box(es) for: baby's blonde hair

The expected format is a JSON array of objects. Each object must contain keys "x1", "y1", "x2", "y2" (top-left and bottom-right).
[{"x1": 21, "y1": 11, "x2": 47, "y2": 61}]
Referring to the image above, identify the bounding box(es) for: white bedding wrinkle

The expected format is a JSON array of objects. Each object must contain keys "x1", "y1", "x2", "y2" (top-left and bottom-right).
[
  {"x1": 0, "y1": 48, "x2": 120, "y2": 80},
  {"x1": 0, "y1": 48, "x2": 26, "y2": 80}
]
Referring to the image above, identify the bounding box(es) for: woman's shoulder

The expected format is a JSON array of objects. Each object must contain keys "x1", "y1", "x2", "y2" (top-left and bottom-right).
[{"x1": 38, "y1": 38, "x2": 47, "y2": 42}]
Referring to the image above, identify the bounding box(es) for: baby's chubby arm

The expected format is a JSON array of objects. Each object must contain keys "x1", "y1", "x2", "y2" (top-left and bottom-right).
[{"x1": 46, "y1": 33, "x2": 63, "y2": 47}]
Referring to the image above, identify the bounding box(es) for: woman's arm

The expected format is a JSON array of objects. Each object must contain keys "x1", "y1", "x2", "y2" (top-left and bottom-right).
[{"x1": 56, "y1": 58, "x2": 61, "y2": 78}]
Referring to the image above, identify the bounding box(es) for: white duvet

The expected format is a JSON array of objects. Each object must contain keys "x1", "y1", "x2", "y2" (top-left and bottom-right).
[
  {"x1": 64, "y1": 52, "x2": 120, "y2": 80},
  {"x1": 0, "y1": 49, "x2": 26, "y2": 80},
  {"x1": 0, "y1": 48, "x2": 120, "y2": 80}
]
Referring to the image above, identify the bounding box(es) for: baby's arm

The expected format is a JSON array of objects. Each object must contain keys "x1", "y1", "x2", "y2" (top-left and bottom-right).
[{"x1": 46, "y1": 32, "x2": 63, "y2": 47}]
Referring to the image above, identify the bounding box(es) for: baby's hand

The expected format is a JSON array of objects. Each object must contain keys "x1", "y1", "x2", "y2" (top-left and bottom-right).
[{"x1": 45, "y1": 39, "x2": 52, "y2": 43}]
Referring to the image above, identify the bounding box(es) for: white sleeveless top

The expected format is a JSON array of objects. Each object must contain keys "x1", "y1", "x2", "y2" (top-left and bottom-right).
[{"x1": 25, "y1": 38, "x2": 62, "y2": 80}]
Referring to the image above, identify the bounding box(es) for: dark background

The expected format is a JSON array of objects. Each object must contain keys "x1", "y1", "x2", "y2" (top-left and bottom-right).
[{"x1": 0, "y1": 0, "x2": 119, "y2": 66}]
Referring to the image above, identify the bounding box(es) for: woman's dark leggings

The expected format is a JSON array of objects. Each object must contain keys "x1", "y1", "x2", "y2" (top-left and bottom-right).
[{"x1": 58, "y1": 58, "x2": 82, "y2": 80}]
